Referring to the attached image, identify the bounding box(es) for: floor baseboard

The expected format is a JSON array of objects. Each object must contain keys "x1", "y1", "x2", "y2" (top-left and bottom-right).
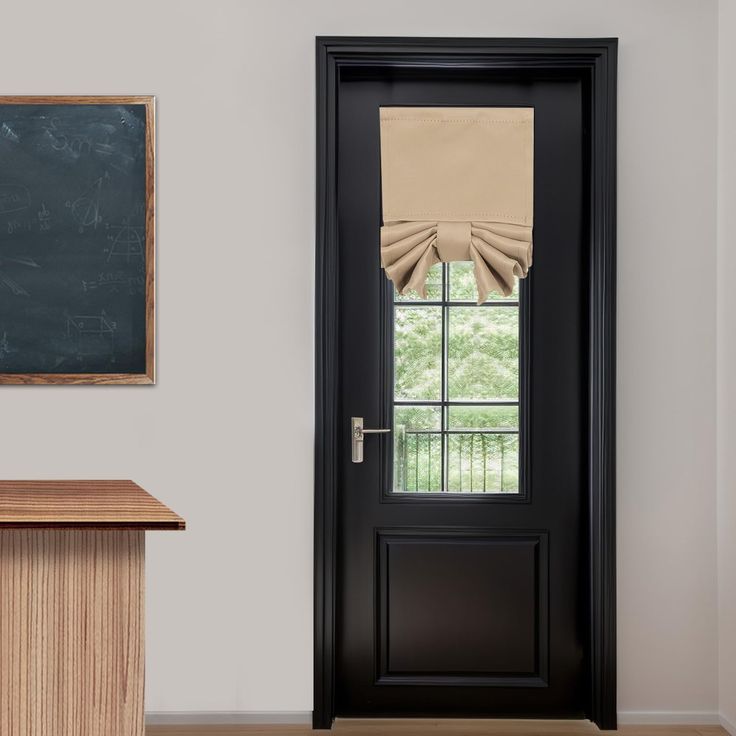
[
  {"x1": 618, "y1": 711, "x2": 721, "y2": 726},
  {"x1": 147, "y1": 711, "x2": 725, "y2": 728},
  {"x1": 145, "y1": 711, "x2": 312, "y2": 726},
  {"x1": 721, "y1": 714, "x2": 736, "y2": 736}
]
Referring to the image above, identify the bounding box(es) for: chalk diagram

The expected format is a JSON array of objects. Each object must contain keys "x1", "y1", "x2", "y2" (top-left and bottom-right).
[
  {"x1": 65, "y1": 174, "x2": 108, "y2": 232},
  {"x1": 66, "y1": 310, "x2": 117, "y2": 361},
  {"x1": 105, "y1": 216, "x2": 144, "y2": 263},
  {"x1": 0, "y1": 255, "x2": 40, "y2": 297}
]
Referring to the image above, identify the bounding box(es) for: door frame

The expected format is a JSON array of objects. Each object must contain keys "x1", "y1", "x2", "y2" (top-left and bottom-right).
[{"x1": 314, "y1": 36, "x2": 617, "y2": 730}]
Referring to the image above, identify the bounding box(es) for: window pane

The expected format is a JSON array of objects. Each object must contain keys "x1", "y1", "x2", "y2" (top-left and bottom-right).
[
  {"x1": 393, "y1": 406, "x2": 442, "y2": 493},
  {"x1": 449, "y1": 262, "x2": 519, "y2": 302},
  {"x1": 390, "y1": 265, "x2": 522, "y2": 494},
  {"x1": 447, "y1": 307, "x2": 519, "y2": 401},
  {"x1": 395, "y1": 263, "x2": 443, "y2": 302},
  {"x1": 446, "y1": 433, "x2": 519, "y2": 493},
  {"x1": 394, "y1": 306, "x2": 442, "y2": 401},
  {"x1": 394, "y1": 405, "x2": 441, "y2": 431},
  {"x1": 448, "y1": 405, "x2": 518, "y2": 431}
]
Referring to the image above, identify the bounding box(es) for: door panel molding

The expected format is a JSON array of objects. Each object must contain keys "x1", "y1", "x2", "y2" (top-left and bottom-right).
[
  {"x1": 375, "y1": 528, "x2": 548, "y2": 687},
  {"x1": 315, "y1": 36, "x2": 617, "y2": 730}
]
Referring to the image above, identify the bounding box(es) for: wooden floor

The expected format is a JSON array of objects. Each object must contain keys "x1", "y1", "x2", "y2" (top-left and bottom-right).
[{"x1": 146, "y1": 720, "x2": 730, "y2": 736}]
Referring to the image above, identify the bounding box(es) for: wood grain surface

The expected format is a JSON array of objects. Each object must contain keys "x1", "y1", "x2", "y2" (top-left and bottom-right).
[
  {"x1": 0, "y1": 529, "x2": 145, "y2": 736},
  {"x1": 0, "y1": 480, "x2": 184, "y2": 529},
  {"x1": 0, "y1": 95, "x2": 155, "y2": 385}
]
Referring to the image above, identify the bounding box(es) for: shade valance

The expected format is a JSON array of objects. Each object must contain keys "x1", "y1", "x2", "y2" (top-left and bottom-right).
[{"x1": 379, "y1": 107, "x2": 534, "y2": 302}]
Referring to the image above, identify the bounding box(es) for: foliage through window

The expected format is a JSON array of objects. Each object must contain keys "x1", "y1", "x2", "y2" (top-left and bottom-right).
[{"x1": 393, "y1": 263, "x2": 521, "y2": 493}]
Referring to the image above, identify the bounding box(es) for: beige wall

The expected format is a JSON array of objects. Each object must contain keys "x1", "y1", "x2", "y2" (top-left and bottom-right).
[
  {"x1": 0, "y1": 0, "x2": 724, "y2": 722},
  {"x1": 718, "y1": 0, "x2": 736, "y2": 732}
]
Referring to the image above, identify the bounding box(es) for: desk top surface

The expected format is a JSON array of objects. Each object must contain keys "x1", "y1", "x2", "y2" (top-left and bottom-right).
[{"x1": 0, "y1": 480, "x2": 185, "y2": 530}]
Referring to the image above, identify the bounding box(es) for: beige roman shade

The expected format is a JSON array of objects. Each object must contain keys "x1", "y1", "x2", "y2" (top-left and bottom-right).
[{"x1": 379, "y1": 107, "x2": 534, "y2": 303}]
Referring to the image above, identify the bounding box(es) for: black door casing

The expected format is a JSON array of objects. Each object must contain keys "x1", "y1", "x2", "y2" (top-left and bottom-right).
[{"x1": 314, "y1": 37, "x2": 617, "y2": 731}]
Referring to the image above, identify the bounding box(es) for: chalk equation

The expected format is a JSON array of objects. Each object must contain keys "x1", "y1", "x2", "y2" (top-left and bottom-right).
[
  {"x1": 82, "y1": 271, "x2": 144, "y2": 295},
  {"x1": 7, "y1": 219, "x2": 32, "y2": 235},
  {"x1": 3, "y1": 202, "x2": 52, "y2": 236},
  {"x1": 44, "y1": 117, "x2": 94, "y2": 157},
  {"x1": 42, "y1": 115, "x2": 139, "y2": 173},
  {"x1": 0, "y1": 184, "x2": 30, "y2": 216},
  {"x1": 38, "y1": 202, "x2": 51, "y2": 231},
  {"x1": 6, "y1": 202, "x2": 51, "y2": 235}
]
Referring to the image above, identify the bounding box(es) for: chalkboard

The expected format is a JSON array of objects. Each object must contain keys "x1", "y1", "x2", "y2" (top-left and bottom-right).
[{"x1": 0, "y1": 97, "x2": 154, "y2": 383}]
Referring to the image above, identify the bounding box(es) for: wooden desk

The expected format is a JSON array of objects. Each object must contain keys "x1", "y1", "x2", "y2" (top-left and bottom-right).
[{"x1": 0, "y1": 480, "x2": 184, "y2": 736}]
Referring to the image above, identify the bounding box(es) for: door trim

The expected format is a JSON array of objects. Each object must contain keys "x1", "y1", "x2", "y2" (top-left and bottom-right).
[{"x1": 314, "y1": 36, "x2": 617, "y2": 731}]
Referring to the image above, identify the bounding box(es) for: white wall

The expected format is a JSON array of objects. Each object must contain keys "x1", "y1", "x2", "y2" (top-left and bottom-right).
[
  {"x1": 718, "y1": 0, "x2": 736, "y2": 731},
  {"x1": 0, "y1": 0, "x2": 722, "y2": 721}
]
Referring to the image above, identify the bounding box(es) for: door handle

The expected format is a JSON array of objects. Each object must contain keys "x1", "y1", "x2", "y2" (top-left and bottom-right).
[{"x1": 351, "y1": 416, "x2": 391, "y2": 463}]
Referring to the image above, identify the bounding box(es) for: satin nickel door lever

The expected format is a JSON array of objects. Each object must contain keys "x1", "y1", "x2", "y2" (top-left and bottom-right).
[{"x1": 351, "y1": 416, "x2": 391, "y2": 463}]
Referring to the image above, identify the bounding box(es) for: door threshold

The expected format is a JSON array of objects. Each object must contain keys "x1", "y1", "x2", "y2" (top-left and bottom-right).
[{"x1": 333, "y1": 719, "x2": 598, "y2": 732}]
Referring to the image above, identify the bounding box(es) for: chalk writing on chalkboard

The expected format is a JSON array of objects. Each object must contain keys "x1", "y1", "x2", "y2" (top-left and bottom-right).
[
  {"x1": 0, "y1": 185, "x2": 31, "y2": 215},
  {"x1": 66, "y1": 175, "x2": 107, "y2": 232},
  {"x1": 106, "y1": 218, "x2": 145, "y2": 263},
  {"x1": 0, "y1": 99, "x2": 152, "y2": 380},
  {"x1": 0, "y1": 331, "x2": 15, "y2": 362}
]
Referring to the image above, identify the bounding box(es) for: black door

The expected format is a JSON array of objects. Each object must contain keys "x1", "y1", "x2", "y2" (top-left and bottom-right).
[{"x1": 315, "y1": 38, "x2": 617, "y2": 728}]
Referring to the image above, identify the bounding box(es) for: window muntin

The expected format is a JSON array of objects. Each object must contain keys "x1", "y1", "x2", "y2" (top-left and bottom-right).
[{"x1": 392, "y1": 263, "x2": 521, "y2": 494}]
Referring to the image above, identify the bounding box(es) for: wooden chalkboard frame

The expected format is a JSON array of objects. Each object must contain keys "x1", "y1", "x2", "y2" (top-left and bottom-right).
[{"x1": 0, "y1": 96, "x2": 155, "y2": 385}]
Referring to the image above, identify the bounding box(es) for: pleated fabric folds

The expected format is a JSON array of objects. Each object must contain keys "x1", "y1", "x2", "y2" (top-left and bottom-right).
[{"x1": 379, "y1": 107, "x2": 534, "y2": 303}]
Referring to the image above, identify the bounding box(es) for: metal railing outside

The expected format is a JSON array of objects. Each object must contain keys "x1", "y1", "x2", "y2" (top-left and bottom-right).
[{"x1": 394, "y1": 427, "x2": 519, "y2": 494}]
